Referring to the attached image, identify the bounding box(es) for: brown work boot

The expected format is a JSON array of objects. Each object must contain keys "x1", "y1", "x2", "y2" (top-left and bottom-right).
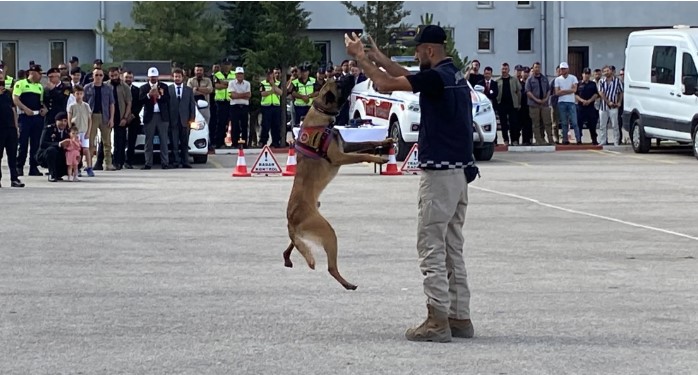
[
  {"x1": 449, "y1": 318, "x2": 475, "y2": 338},
  {"x1": 405, "y1": 305, "x2": 452, "y2": 343}
]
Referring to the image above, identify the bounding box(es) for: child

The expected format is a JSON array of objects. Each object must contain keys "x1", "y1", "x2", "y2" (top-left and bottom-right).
[
  {"x1": 67, "y1": 85, "x2": 94, "y2": 177},
  {"x1": 64, "y1": 126, "x2": 82, "y2": 181}
]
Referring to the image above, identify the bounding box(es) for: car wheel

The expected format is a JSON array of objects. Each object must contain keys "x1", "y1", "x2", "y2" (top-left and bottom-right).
[
  {"x1": 474, "y1": 142, "x2": 495, "y2": 161},
  {"x1": 390, "y1": 120, "x2": 409, "y2": 161},
  {"x1": 631, "y1": 118, "x2": 651, "y2": 154},
  {"x1": 193, "y1": 155, "x2": 208, "y2": 164},
  {"x1": 693, "y1": 126, "x2": 698, "y2": 160}
]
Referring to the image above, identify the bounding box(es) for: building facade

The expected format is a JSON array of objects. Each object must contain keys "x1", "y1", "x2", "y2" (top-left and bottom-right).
[{"x1": 2, "y1": 1, "x2": 698, "y2": 78}]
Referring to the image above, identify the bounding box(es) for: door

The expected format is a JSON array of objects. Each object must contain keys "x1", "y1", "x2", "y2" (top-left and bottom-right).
[
  {"x1": 673, "y1": 50, "x2": 698, "y2": 139},
  {"x1": 568, "y1": 46, "x2": 589, "y2": 78},
  {"x1": 643, "y1": 45, "x2": 679, "y2": 135}
]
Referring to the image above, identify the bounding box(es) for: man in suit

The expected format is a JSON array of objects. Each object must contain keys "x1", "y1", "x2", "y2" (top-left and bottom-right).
[
  {"x1": 139, "y1": 67, "x2": 171, "y2": 169},
  {"x1": 477, "y1": 66, "x2": 498, "y2": 112},
  {"x1": 350, "y1": 66, "x2": 367, "y2": 85},
  {"x1": 168, "y1": 68, "x2": 196, "y2": 168},
  {"x1": 37, "y1": 112, "x2": 70, "y2": 182},
  {"x1": 123, "y1": 70, "x2": 143, "y2": 169}
]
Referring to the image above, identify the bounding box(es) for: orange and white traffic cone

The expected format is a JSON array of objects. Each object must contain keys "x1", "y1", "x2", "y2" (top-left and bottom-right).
[
  {"x1": 282, "y1": 143, "x2": 297, "y2": 176},
  {"x1": 381, "y1": 145, "x2": 402, "y2": 176},
  {"x1": 225, "y1": 124, "x2": 233, "y2": 148},
  {"x1": 232, "y1": 138, "x2": 251, "y2": 177}
]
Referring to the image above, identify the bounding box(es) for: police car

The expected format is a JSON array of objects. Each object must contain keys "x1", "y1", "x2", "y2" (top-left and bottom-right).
[
  {"x1": 131, "y1": 81, "x2": 210, "y2": 164},
  {"x1": 349, "y1": 60, "x2": 497, "y2": 161}
]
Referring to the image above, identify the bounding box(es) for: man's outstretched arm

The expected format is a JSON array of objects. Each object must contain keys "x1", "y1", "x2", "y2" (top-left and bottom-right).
[
  {"x1": 347, "y1": 33, "x2": 413, "y2": 93},
  {"x1": 365, "y1": 36, "x2": 411, "y2": 77}
]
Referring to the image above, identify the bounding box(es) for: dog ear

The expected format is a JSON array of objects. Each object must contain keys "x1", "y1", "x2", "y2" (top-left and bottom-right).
[{"x1": 324, "y1": 90, "x2": 336, "y2": 105}]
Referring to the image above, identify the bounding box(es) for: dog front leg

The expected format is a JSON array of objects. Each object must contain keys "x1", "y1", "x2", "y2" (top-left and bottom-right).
[
  {"x1": 332, "y1": 152, "x2": 387, "y2": 166},
  {"x1": 343, "y1": 139, "x2": 394, "y2": 154}
]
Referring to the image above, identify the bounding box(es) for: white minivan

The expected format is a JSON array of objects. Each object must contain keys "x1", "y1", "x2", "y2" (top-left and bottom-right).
[{"x1": 623, "y1": 25, "x2": 698, "y2": 159}]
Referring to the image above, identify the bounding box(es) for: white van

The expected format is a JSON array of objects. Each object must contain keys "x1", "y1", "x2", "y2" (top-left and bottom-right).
[{"x1": 623, "y1": 25, "x2": 698, "y2": 159}]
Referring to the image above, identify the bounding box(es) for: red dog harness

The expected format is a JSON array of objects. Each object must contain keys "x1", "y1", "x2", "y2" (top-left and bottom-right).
[{"x1": 295, "y1": 125, "x2": 335, "y2": 161}]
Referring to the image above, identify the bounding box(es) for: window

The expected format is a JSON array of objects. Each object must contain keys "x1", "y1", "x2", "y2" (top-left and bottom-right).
[
  {"x1": 518, "y1": 29, "x2": 533, "y2": 52},
  {"x1": 0, "y1": 41, "x2": 18, "y2": 77},
  {"x1": 477, "y1": 1, "x2": 493, "y2": 8},
  {"x1": 517, "y1": 1, "x2": 532, "y2": 7},
  {"x1": 313, "y1": 41, "x2": 330, "y2": 69},
  {"x1": 478, "y1": 29, "x2": 494, "y2": 52},
  {"x1": 49, "y1": 40, "x2": 66, "y2": 68},
  {"x1": 682, "y1": 53, "x2": 698, "y2": 78},
  {"x1": 651, "y1": 46, "x2": 676, "y2": 85}
]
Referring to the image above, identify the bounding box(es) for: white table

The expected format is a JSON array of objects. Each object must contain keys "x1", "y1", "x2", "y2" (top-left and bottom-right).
[
  {"x1": 292, "y1": 125, "x2": 389, "y2": 142},
  {"x1": 291, "y1": 125, "x2": 390, "y2": 173}
]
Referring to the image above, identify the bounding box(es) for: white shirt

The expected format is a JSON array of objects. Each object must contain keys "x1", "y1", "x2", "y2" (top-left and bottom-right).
[
  {"x1": 174, "y1": 84, "x2": 184, "y2": 99},
  {"x1": 149, "y1": 82, "x2": 161, "y2": 112},
  {"x1": 228, "y1": 79, "x2": 250, "y2": 105},
  {"x1": 554, "y1": 74, "x2": 579, "y2": 103}
]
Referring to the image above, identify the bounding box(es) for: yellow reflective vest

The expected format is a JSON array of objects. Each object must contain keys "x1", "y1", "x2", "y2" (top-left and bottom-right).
[
  {"x1": 260, "y1": 80, "x2": 281, "y2": 106},
  {"x1": 292, "y1": 77, "x2": 315, "y2": 107},
  {"x1": 214, "y1": 71, "x2": 235, "y2": 101}
]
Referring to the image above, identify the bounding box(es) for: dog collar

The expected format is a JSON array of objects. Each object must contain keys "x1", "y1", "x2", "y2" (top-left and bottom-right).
[{"x1": 312, "y1": 103, "x2": 339, "y2": 117}]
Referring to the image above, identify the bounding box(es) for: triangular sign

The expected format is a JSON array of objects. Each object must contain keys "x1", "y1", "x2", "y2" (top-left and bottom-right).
[
  {"x1": 250, "y1": 146, "x2": 283, "y2": 175},
  {"x1": 400, "y1": 143, "x2": 420, "y2": 174}
]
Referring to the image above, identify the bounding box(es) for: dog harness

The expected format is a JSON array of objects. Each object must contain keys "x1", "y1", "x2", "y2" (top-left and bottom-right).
[{"x1": 294, "y1": 104, "x2": 339, "y2": 161}]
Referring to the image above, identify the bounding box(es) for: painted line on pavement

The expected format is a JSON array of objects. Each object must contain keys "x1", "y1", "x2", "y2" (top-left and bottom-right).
[
  {"x1": 209, "y1": 158, "x2": 224, "y2": 169},
  {"x1": 588, "y1": 149, "x2": 678, "y2": 164},
  {"x1": 471, "y1": 185, "x2": 698, "y2": 242}
]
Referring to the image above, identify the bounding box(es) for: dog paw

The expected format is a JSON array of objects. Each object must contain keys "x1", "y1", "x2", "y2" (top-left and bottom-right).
[{"x1": 284, "y1": 260, "x2": 293, "y2": 268}]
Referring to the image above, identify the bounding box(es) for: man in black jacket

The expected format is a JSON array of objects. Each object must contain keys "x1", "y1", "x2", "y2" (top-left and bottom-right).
[
  {"x1": 123, "y1": 70, "x2": 143, "y2": 169},
  {"x1": 37, "y1": 112, "x2": 70, "y2": 182},
  {"x1": 138, "y1": 67, "x2": 171, "y2": 169}
]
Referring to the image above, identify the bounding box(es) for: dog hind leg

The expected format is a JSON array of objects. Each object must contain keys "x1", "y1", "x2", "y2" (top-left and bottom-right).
[
  {"x1": 283, "y1": 242, "x2": 294, "y2": 268},
  {"x1": 291, "y1": 235, "x2": 317, "y2": 270},
  {"x1": 321, "y1": 229, "x2": 358, "y2": 291}
]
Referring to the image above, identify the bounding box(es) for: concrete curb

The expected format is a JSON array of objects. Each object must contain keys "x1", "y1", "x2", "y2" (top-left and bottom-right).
[{"x1": 507, "y1": 146, "x2": 556, "y2": 153}]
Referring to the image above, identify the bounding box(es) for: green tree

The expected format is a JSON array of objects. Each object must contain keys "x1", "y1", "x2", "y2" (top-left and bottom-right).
[
  {"x1": 243, "y1": 1, "x2": 320, "y2": 146},
  {"x1": 400, "y1": 13, "x2": 470, "y2": 71},
  {"x1": 341, "y1": 1, "x2": 411, "y2": 53},
  {"x1": 219, "y1": 1, "x2": 266, "y2": 65},
  {"x1": 103, "y1": 1, "x2": 225, "y2": 69}
]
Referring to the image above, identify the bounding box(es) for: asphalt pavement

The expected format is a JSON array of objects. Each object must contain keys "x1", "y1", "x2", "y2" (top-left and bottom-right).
[{"x1": 1, "y1": 147, "x2": 697, "y2": 375}]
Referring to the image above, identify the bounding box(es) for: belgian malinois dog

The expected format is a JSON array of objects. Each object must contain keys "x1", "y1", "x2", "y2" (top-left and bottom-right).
[{"x1": 283, "y1": 75, "x2": 394, "y2": 290}]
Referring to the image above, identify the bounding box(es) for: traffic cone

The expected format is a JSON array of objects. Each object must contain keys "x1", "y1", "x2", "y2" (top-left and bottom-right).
[
  {"x1": 381, "y1": 145, "x2": 402, "y2": 176},
  {"x1": 282, "y1": 143, "x2": 297, "y2": 176},
  {"x1": 232, "y1": 138, "x2": 251, "y2": 177},
  {"x1": 225, "y1": 124, "x2": 233, "y2": 148}
]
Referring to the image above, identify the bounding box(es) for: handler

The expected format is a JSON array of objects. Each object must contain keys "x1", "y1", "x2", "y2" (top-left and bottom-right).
[{"x1": 345, "y1": 25, "x2": 477, "y2": 343}]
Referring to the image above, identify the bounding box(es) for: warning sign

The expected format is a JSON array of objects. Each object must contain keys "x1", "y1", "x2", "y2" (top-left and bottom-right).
[
  {"x1": 251, "y1": 146, "x2": 283, "y2": 175},
  {"x1": 400, "y1": 143, "x2": 420, "y2": 174}
]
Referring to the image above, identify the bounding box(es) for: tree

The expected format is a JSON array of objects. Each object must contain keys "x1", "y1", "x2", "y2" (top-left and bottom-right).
[
  {"x1": 401, "y1": 13, "x2": 470, "y2": 71},
  {"x1": 219, "y1": 1, "x2": 266, "y2": 65},
  {"x1": 341, "y1": 1, "x2": 411, "y2": 53},
  {"x1": 243, "y1": 1, "x2": 320, "y2": 146},
  {"x1": 103, "y1": 2, "x2": 225, "y2": 69}
]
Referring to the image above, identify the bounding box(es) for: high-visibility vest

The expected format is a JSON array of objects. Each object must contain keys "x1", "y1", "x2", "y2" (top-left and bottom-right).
[
  {"x1": 292, "y1": 77, "x2": 315, "y2": 107},
  {"x1": 5, "y1": 75, "x2": 14, "y2": 90},
  {"x1": 260, "y1": 80, "x2": 281, "y2": 106},
  {"x1": 214, "y1": 71, "x2": 235, "y2": 101}
]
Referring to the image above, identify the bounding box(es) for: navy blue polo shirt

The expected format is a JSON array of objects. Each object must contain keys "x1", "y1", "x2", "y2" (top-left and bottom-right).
[
  {"x1": 0, "y1": 91, "x2": 16, "y2": 128},
  {"x1": 576, "y1": 79, "x2": 598, "y2": 106}
]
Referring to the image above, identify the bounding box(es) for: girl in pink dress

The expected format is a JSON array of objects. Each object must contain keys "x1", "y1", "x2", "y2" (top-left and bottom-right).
[{"x1": 64, "y1": 126, "x2": 82, "y2": 182}]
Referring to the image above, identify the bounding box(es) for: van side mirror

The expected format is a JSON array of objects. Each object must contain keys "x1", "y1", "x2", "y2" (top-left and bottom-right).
[
  {"x1": 197, "y1": 100, "x2": 209, "y2": 109},
  {"x1": 682, "y1": 76, "x2": 697, "y2": 95}
]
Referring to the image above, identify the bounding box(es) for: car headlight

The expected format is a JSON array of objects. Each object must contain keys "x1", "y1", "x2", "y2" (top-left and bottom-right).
[
  {"x1": 190, "y1": 121, "x2": 205, "y2": 130},
  {"x1": 407, "y1": 103, "x2": 420, "y2": 112}
]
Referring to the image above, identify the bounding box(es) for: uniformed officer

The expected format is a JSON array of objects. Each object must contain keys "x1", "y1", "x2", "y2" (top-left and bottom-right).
[
  {"x1": 213, "y1": 59, "x2": 235, "y2": 149},
  {"x1": 0, "y1": 69, "x2": 24, "y2": 188},
  {"x1": 0, "y1": 60, "x2": 14, "y2": 91},
  {"x1": 13, "y1": 64, "x2": 48, "y2": 177},
  {"x1": 290, "y1": 64, "x2": 316, "y2": 126},
  {"x1": 347, "y1": 25, "x2": 477, "y2": 343},
  {"x1": 44, "y1": 67, "x2": 71, "y2": 125},
  {"x1": 37, "y1": 112, "x2": 70, "y2": 182},
  {"x1": 576, "y1": 67, "x2": 600, "y2": 145},
  {"x1": 259, "y1": 69, "x2": 283, "y2": 148}
]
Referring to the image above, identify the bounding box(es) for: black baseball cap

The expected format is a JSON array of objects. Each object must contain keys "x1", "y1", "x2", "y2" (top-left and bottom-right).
[
  {"x1": 46, "y1": 67, "x2": 60, "y2": 75},
  {"x1": 55, "y1": 112, "x2": 68, "y2": 121},
  {"x1": 403, "y1": 25, "x2": 447, "y2": 46},
  {"x1": 28, "y1": 65, "x2": 42, "y2": 73},
  {"x1": 69, "y1": 56, "x2": 79, "y2": 63},
  {"x1": 94, "y1": 59, "x2": 104, "y2": 65},
  {"x1": 523, "y1": 67, "x2": 531, "y2": 73},
  {"x1": 514, "y1": 64, "x2": 524, "y2": 71},
  {"x1": 582, "y1": 67, "x2": 592, "y2": 74}
]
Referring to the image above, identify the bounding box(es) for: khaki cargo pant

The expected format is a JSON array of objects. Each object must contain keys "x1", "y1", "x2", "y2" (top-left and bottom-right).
[
  {"x1": 417, "y1": 168, "x2": 471, "y2": 319},
  {"x1": 89, "y1": 114, "x2": 113, "y2": 166}
]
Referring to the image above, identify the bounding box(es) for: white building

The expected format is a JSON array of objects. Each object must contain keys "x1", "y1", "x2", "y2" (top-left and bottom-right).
[{"x1": 2, "y1": 1, "x2": 698, "y2": 78}]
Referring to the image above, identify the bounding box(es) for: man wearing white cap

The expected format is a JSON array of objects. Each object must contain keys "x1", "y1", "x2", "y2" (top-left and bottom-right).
[
  {"x1": 228, "y1": 67, "x2": 251, "y2": 147},
  {"x1": 554, "y1": 62, "x2": 580, "y2": 144},
  {"x1": 138, "y1": 67, "x2": 171, "y2": 169}
]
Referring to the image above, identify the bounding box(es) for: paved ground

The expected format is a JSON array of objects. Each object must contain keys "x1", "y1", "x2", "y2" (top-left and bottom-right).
[{"x1": 1, "y1": 146, "x2": 697, "y2": 375}]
